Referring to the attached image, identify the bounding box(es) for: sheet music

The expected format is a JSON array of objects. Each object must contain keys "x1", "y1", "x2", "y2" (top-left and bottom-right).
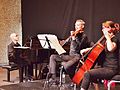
[
  {"x1": 14, "y1": 46, "x2": 30, "y2": 49},
  {"x1": 37, "y1": 34, "x2": 66, "y2": 55}
]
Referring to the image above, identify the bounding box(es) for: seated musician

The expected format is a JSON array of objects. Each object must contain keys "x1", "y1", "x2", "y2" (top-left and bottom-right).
[
  {"x1": 48, "y1": 19, "x2": 94, "y2": 84},
  {"x1": 8, "y1": 33, "x2": 33, "y2": 82},
  {"x1": 80, "y1": 21, "x2": 120, "y2": 90}
]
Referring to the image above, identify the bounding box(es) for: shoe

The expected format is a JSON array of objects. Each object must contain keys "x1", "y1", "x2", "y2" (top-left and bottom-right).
[
  {"x1": 48, "y1": 78, "x2": 59, "y2": 86},
  {"x1": 29, "y1": 76, "x2": 36, "y2": 80},
  {"x1": 70, "y1": 82, "x2": 74, "y2": 87},
  {"x1": 24, "y1": 75, "x2": 34, "y2": 82}
]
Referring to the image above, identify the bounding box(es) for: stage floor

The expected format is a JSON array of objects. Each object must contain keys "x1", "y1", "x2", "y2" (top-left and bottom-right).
[
  {"x1": 0, "y1": 67, "x2": 120, "y2": 90},
  {"x1": 0, "y1": 79, "x2": 120, "y2": 90},
  {"x1": 0, "y1": 80, "x2": 97, "y2": 90}
]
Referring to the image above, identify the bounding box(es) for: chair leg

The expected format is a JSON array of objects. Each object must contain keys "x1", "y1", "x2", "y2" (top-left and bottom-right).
[
  {"x1": 19, "y1": 67, "x2": 24, "y2": 82},
  {"x1": 73, "y1": 83, "x2": 77, "y2": 90},
  {"x1": 107, "y1": 80, "x2": 120, "y2": 90},
  {"x1": 59, "y1": 65, "x2": 64, "y2": 87},
  {"x1": 3, "y1": 68, "x2": 16, "y2": 83},
  {"x1": 7, "y1": 69, "x2": 10, "y2": 82},
  {"x1": 35, "y1": 63, "x2": 38, "y2": 79}
]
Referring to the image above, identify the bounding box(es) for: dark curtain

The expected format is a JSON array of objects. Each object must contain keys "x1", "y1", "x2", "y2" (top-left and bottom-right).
[{"x1": 22, "y1": 0, "x2": 120, "y2": 44}]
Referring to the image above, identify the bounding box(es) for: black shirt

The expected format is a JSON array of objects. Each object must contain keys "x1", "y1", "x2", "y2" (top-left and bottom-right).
[
  {"x1": 8, "y1": 42, "x2": 21, "y2": 62},
  {"x1": 103, "y1": 36, "x2": 119, "y2": 70},
  {"x1": 65, "y1": 33, "x2": 94, "y2": 56}
]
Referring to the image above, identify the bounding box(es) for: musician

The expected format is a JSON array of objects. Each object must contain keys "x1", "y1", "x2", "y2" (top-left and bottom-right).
[
  {"x1": 48, "y1": 19, "x2": 94, "y2": 84},
  {"x1": 80, "y1": 21, "x2": 120, "y2": 90},
  {"x1": 8, "y1": 33, "x2": 33, "y2": 82}
]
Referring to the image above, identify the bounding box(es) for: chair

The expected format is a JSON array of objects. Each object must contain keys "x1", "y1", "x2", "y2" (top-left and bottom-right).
[
  {"x1": 107, "y1": 74, "x2": 120, "y2": 90},
  {"x1": 1, "y1": 62, "x2": 18, "y2": 82},
  {"x1": 59, "y1": 65, "x2": 77, "y2": 90}
]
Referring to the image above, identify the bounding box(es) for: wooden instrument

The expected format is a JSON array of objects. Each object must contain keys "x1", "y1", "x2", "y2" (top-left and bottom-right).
[
  {"x1": 72, "y1": 35, "x2": 106, "y2": 85},
  {"x1": 71, "y1": 30, "x2": 84, "y2": 37},
  {"x1": 61, "y1": 29, "x2": 84, "y2": 46}
]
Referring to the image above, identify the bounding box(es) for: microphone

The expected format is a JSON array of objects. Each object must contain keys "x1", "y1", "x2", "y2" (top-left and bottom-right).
[{"x1": 45, "y1": 36, "x2": 51, "y2": 49}]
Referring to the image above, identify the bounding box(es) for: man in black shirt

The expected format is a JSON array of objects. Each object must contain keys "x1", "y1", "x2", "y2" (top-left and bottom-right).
[
  {"x1": 8, "y1": 33, "x2": 33, "y2": 82},
  {"x1": 48, "y1": 19, "x2": 94, "y2": 83}
]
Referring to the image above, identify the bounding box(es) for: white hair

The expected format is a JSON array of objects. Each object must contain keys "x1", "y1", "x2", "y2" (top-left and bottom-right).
[
  {"x1": 10, "y1": 33, "x2": 17, "y2": 39},
  {"x1": 76, "y1": 19, "x2": 85, "y2": 24}
]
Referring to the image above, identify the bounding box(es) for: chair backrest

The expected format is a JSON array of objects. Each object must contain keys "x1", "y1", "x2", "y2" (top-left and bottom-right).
[{"x1": 111, "y1": 75, "x2": 120, "y2": 81}]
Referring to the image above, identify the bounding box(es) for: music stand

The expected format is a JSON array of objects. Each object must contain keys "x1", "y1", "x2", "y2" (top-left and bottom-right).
[{"x1": 37, "y1": 34, "x2": 66, "y2": 55}]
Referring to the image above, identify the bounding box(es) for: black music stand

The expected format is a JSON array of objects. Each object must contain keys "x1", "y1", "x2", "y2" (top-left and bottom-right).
[{"x1": 37, "y1": 35, "x2": 54, "y2": 79}]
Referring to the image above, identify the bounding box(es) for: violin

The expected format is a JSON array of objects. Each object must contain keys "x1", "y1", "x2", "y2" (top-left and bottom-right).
[
  {"x1": 60, "y1": 29, "x2": 84, "y2": 46},
  {"x1": 71, "y1": 29, "x2": 84, "y2": 37}
]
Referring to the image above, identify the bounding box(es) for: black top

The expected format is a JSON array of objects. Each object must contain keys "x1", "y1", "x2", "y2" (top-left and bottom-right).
[
  {"x1": 103, "y1": 36, "x2": 119, "y2": 70},
  {"x1": 65, "y1": 33, "x2": 94, "y2": 56},
  {"x1": 8, "y1": 41, "x2": 21, "y2": 62},
  {"x1": 8, "y1": 41, "x2": 29, "y2": 66}
]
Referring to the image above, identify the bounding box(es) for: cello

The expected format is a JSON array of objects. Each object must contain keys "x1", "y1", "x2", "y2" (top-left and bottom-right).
[{"x1": 72, "y1": 23, "x2": 120, "y2": 85}]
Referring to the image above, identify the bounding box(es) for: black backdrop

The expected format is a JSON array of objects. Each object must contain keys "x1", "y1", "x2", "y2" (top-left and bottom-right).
[{"x1": 21, "y1": 0, "x2": 120, "y2": 44}]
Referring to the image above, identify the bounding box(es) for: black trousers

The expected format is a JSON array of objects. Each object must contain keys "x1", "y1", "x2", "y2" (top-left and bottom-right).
[
  {"x1": 81, "y1": 67, "x2": 118, "y2": 90},
  {"x1": 49, "y1": 54, "x2": 80, "y2": 76}
]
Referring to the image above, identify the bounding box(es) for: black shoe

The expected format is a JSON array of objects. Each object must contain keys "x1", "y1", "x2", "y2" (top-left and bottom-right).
[
  {"x1": 48, "y1": 78, "x2": 59, "y2": 86},
  {"x1": 24, "y1": 76, "x2": 33, "y2": 82}
]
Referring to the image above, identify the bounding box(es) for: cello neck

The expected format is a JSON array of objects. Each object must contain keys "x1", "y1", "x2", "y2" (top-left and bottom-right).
[
  {"x1": 95, "y1": 35, "x2": 105, "y2": 45},
  {"x1": 83, "y1": 35, "x2": 106, "y2": 58}
]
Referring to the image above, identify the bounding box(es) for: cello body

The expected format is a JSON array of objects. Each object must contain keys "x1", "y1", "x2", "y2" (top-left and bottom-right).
[{"x1": 72, "y1": 36, "x2": 105, "y2": 85}]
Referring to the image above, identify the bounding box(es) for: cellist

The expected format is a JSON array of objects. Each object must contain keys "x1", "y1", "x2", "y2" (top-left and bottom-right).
[{"x1": 80, "y1": 21, "x2": 120, "y2": 90}]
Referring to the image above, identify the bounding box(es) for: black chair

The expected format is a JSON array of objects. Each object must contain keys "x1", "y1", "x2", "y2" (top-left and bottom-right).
[{"x1": 1, "y1": 62, "x2": 18, "y2": 82}]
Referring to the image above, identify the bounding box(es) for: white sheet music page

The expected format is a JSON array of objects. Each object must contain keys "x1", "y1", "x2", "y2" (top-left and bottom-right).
[
  {"x1": 14, "y1": 46, "x2": 30, "y2": 49},
  {"x1": 37, "y1": 34, "x2": 66, "y2": 55}
]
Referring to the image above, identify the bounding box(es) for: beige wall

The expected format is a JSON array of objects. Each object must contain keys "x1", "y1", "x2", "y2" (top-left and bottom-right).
[{"x1": 0, "y1": 0, "x2": 22, "y2": 64}]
